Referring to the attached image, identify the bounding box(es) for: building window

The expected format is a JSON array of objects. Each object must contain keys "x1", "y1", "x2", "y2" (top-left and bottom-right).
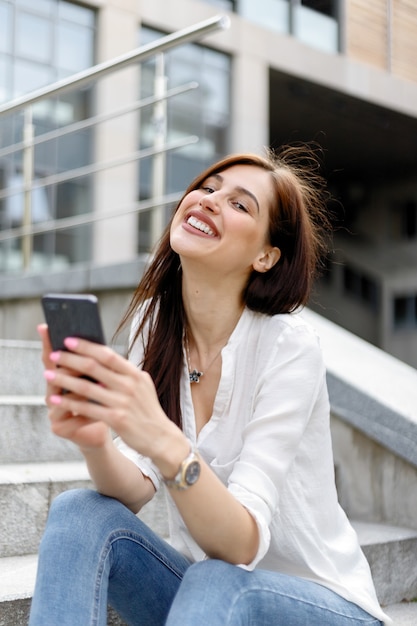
[
  {"x1": 0, "y1": 0, "x2": 96, "y2": 273},
  {"x1": 401, "y1": 200, "x2": 417, "y2": 240},
  {"x1": 343, "y1": 264, "x2": 379, "y2": 311},
  {"x1": 236, "y1": 0, "x2": 340, "y2": 52},
  {"x1": 137, "y1": 27, "x2": 231, "y2": 252},
  {"x1": 393, "y1": 295, "x2": 417, "y2": 329},
  {"x1": 202, "y1": 0, "x2": 236, "y2": 9},
  {"x1": 301, "y1": 0, "x2": 336, "y2": 18}
]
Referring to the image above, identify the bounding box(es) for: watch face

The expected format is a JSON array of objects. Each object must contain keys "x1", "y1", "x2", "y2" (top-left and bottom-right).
[{"x1": 185, "y1": 460, "x2": 201, "y2": 486}]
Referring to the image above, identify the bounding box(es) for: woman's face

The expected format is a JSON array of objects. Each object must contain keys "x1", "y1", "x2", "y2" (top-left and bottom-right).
[{"x1": 170, "y1": 164, "x2": 280, "y2": 279}]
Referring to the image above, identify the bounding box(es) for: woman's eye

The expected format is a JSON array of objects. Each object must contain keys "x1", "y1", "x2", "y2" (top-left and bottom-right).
[
  {"x1": 233, "y1": 201, "x2": 248, "y2": 212},
  {"x1": 201, "y1": 186, "x2": 215, "y2": 194}
]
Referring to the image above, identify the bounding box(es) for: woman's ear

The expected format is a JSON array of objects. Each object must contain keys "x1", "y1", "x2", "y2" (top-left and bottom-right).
[{"x1": 252, "y1": 246, "x2": 281, "y2": 273}]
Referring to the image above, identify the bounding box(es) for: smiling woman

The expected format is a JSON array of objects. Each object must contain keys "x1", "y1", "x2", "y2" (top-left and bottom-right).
[{"x1": 29, "y1": 146, "x2": 390, "y2": 626}]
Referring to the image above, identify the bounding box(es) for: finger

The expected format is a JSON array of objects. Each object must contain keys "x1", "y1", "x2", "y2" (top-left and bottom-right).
[
  {"x1": 63, "y1": 337, "x2": 133, "y2": 377},
  {"x1": 38, "y1": 324, "x2": 55, "y2": 368},
  {"x1": 49, "y1": 392, "x2": 109, "y2": 424},
  {"x1": 50, "y1": 346, "x2": 135, "y2": 394},
  {"x1": 45, "y1": 368, "x2": 112, "y2": 408}
]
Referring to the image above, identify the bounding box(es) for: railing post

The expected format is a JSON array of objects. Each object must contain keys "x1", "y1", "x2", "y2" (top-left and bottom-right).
[
  {"x1": 150, "y1": 54, "x2": 168, "y2": 248},
  {"x1": 22, "y1": 107, "x2": 34, "y2": 270}
]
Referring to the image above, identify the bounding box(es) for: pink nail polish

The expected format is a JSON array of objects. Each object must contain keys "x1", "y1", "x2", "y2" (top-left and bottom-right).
[
  {"x1": 64, "y1": 337, "x2": 78, "y2": 350},
  {"x1": 44, "y1": 370, "x2": 55, "y2": 381},
  {"x1": 50, "y1": 395, "x2": 62, "y2": 405},
  {"x1": 49, "y1": 351, "x2": 60, "y2": 362}
]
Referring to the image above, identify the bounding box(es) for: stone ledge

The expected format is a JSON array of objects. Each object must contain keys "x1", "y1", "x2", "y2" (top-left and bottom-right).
[
  {"x1": 303, "y1": 309, "x2": 417, "y2": 470},
  {"x1": 0, "y1": 259, "x2": 147, "y2": 300}
]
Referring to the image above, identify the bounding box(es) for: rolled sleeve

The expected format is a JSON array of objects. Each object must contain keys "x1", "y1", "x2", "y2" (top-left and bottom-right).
[{"x1": 114, "y1": 436, "x2": 162, "y2": 491}]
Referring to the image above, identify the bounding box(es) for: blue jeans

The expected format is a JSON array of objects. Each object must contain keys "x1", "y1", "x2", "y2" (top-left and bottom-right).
[{"x1": 29, "y1": 489, "x2": 382, "y2": 626}]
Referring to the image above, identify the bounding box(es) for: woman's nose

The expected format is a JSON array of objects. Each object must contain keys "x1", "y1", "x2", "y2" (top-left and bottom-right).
[{"x1": 199, "y1": 193, "x2": 220, "y2": 213}]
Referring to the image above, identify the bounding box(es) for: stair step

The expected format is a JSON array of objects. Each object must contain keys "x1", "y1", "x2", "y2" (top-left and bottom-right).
[
  {"x1": 0, "y1": 341, "x2": 43, "y2": 396},
  {"x1": 0, "y1": 397, "x2": 82, "y2": 463},
  {"x1": 0, "y1": 462, "x2": 92, "y2": 558},
  {"x1": 352, "y1": 520, "x2": 417, "y2": 606},
  {"x1": 384, "y1": 601, "x2": 417, "y2": 626},
  {"x1": 0, "y1": 554, "x2": 126, "y2": 625}
]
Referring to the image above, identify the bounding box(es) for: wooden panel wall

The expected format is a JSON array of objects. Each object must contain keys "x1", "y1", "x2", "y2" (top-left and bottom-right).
[
  {"x1": 391, "y1": 0, "x2": 417, "y2": 83},
  {"x1": 345, "y1": 0, "x2": 388, "y2": 70},
  {"x1": 345, "y1": 0, "x2": 417, "y2": 84}
]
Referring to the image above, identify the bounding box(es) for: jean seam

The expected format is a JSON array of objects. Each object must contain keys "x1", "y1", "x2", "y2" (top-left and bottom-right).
[
  {"x1": 227, "y1": 588, "x2": 381, "y2": 625},
  {"x1": 90, "y1": 528, "x2": 186, "y2": 624},
  {"x1": 109, "y1": 529, "x2": 187, "y2": 578}
]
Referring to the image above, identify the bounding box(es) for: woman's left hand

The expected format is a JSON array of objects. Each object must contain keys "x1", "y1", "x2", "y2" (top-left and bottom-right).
[{"x1": 45, "y1": 337, "x2": 173, "y2": 459}]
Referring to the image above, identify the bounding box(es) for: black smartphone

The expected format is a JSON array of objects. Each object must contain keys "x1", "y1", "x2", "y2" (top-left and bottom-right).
[{"x1": 41, "y1": 293, "x2": 106, "y2": 351}]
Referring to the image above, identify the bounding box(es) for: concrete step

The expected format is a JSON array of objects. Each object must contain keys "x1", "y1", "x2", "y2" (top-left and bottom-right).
[
  {"x1": 0, "y1": 555, "x2": 126, "y2": 625},
  {"x1": 352, "y1": 521, "x2": 417, "y2": 606},
  {"x1": 0, "y1": 461, "x2": 92, "y2": 558},
  {"x1": 0, "y1": 340, "x2": 44, "y2": 396},
  {"x1": 0, "y1": 397, "x2": 82, "y2": 463},
  {"x1": 0, "y1": 339, "x2": 123, "y2": 396},
  {"x1": 0, "y1": 461, "x2": 166, "y2": 560}
]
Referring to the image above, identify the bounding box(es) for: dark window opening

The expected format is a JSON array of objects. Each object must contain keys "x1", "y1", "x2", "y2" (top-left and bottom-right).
[
  {"x1": 393, "y1": 295, "x2": 417, "y2": 329},
  {"x1": 402, "y1": 200, "x2": 417, "y2": 239},
  {"x1": 343, "y1": 264, "x2": 379, "y2": 311},
  {"x1": 301, "y1": 0, "x2": 337, "y2": 18}
]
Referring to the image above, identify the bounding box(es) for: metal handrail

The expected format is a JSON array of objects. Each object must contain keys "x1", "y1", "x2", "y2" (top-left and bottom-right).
[
  {"x1": 0, "y1": 82, "x2": 198, "y2": 160},
  {"x1": 0, "y1": 15, "x2": 230, "y2": 269},
  {"x1": 0, "y1": 15, "x2": 229, "y2": 116},
  {"x1": 0, "y1": 133, "x2": 198, "y2": 204},
  {"x1": 0, "y1": 192, "x2": 183, "y2": 241}
]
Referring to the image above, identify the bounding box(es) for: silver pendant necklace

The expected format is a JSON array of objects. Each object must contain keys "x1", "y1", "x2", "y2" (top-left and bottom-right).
[{"x1": 184, "y1": 330, "x2": 223, "y2": 384}]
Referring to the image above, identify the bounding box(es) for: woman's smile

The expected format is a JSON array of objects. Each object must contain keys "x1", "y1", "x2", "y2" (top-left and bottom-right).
[{"x1": 183, "y1": 210, "x2": 219, "y2": 238}]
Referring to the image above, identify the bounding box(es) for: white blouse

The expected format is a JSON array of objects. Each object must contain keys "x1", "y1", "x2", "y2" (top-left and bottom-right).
[{"x1": 116, "y1": 308, "x2": 390, "y2": 624}]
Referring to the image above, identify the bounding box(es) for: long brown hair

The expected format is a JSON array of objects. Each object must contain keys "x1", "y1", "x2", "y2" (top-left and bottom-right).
[{"x1": 117, "y1": 145, "x2": 331, "y2": 427}]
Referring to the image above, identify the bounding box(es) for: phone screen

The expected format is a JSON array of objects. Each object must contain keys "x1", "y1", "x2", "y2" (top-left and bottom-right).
[{"x1": 42, "y1": 293, "x2": 106, "y2": 352}]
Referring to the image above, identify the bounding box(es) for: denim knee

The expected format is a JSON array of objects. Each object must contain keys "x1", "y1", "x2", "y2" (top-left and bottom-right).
[{"x1": 47, "y1": 488, "x2": 99, "y2": 524}]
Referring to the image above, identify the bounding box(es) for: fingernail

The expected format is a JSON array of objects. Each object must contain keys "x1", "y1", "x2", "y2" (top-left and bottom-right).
[
  {"x1": 49, "y1": 351, "x2": 60, "y2": 362},
  {"x1": 64, "y1": 337, "x2": 78, "y2": 350},
  {"x1": 50, "y1": 395, "x2": 62, "y2": 405},
  {"x1": 44, "y1": 370, "x2": 55, "y2": 381}
]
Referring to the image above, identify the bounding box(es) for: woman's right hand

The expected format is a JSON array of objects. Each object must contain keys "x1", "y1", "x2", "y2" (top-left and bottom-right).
[{"x1": 38, "y1": 323, "x2": 111, "y2": 452}]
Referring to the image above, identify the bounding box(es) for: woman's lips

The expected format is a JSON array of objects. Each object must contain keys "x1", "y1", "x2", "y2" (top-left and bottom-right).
[{"x1": 183, "y1": 210, "x2": 219, "y2": 237}]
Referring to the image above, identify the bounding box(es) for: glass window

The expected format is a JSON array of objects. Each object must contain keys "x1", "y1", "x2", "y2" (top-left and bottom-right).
[
  {"x1": 293, "y1": 2, "x2": 339, "y2": 53},
  {"x1": 0, "y1": 55, "x2": 9, "y2": 103},
  {"x1": 16, "y1": 12, "x2": 52, "y2": 63},
  {"x1": 238, "y1": 0, "x2": 289, "y2": 34},
  {"x1": 0, "y1": 2, "x2": 12, "y2": 53},
  {"x1": 204, "y1": 0, "x2": 235, "y2": 9},
  {"x1": 57, "y1": 21, "x2": 94, "y2": 74},
  {"x1": 0, "y1": 0, "x2": 96, "y2": 274},
  {"x1": 14, "y1": 59, "x2": 53, "y2": 96},
  {"x1": 58, "y1": 0, "x2": 95, "y2": 27},
  {"x1": 16, "y1": 0, "x2": 54, "y2": 15}
]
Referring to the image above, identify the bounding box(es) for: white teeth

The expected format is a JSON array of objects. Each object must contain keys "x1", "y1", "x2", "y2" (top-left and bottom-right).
[{"x1": 187, "y1": 215, "x2": 215, "y2": 236}]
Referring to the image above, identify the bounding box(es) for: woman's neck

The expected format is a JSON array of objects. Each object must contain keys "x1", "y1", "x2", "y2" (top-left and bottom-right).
[{"x1": 182, "y1": 271, "x2": 245, "y2": 355}]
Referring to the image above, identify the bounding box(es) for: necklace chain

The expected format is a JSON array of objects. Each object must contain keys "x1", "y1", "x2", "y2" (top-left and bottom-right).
[{"x1": 184, "y1": 330, "x2": 223, "y2": 384}]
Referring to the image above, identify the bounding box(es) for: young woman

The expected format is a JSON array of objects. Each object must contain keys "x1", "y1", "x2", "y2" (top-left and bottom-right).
[{"x1": 29, "y1": 148, "x2": 390, "y2": 625}]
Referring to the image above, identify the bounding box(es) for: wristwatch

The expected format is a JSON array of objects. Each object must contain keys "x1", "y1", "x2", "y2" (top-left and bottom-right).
[{"x1": 163, "y1": 442, "x2": 201, "y2": 491}]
